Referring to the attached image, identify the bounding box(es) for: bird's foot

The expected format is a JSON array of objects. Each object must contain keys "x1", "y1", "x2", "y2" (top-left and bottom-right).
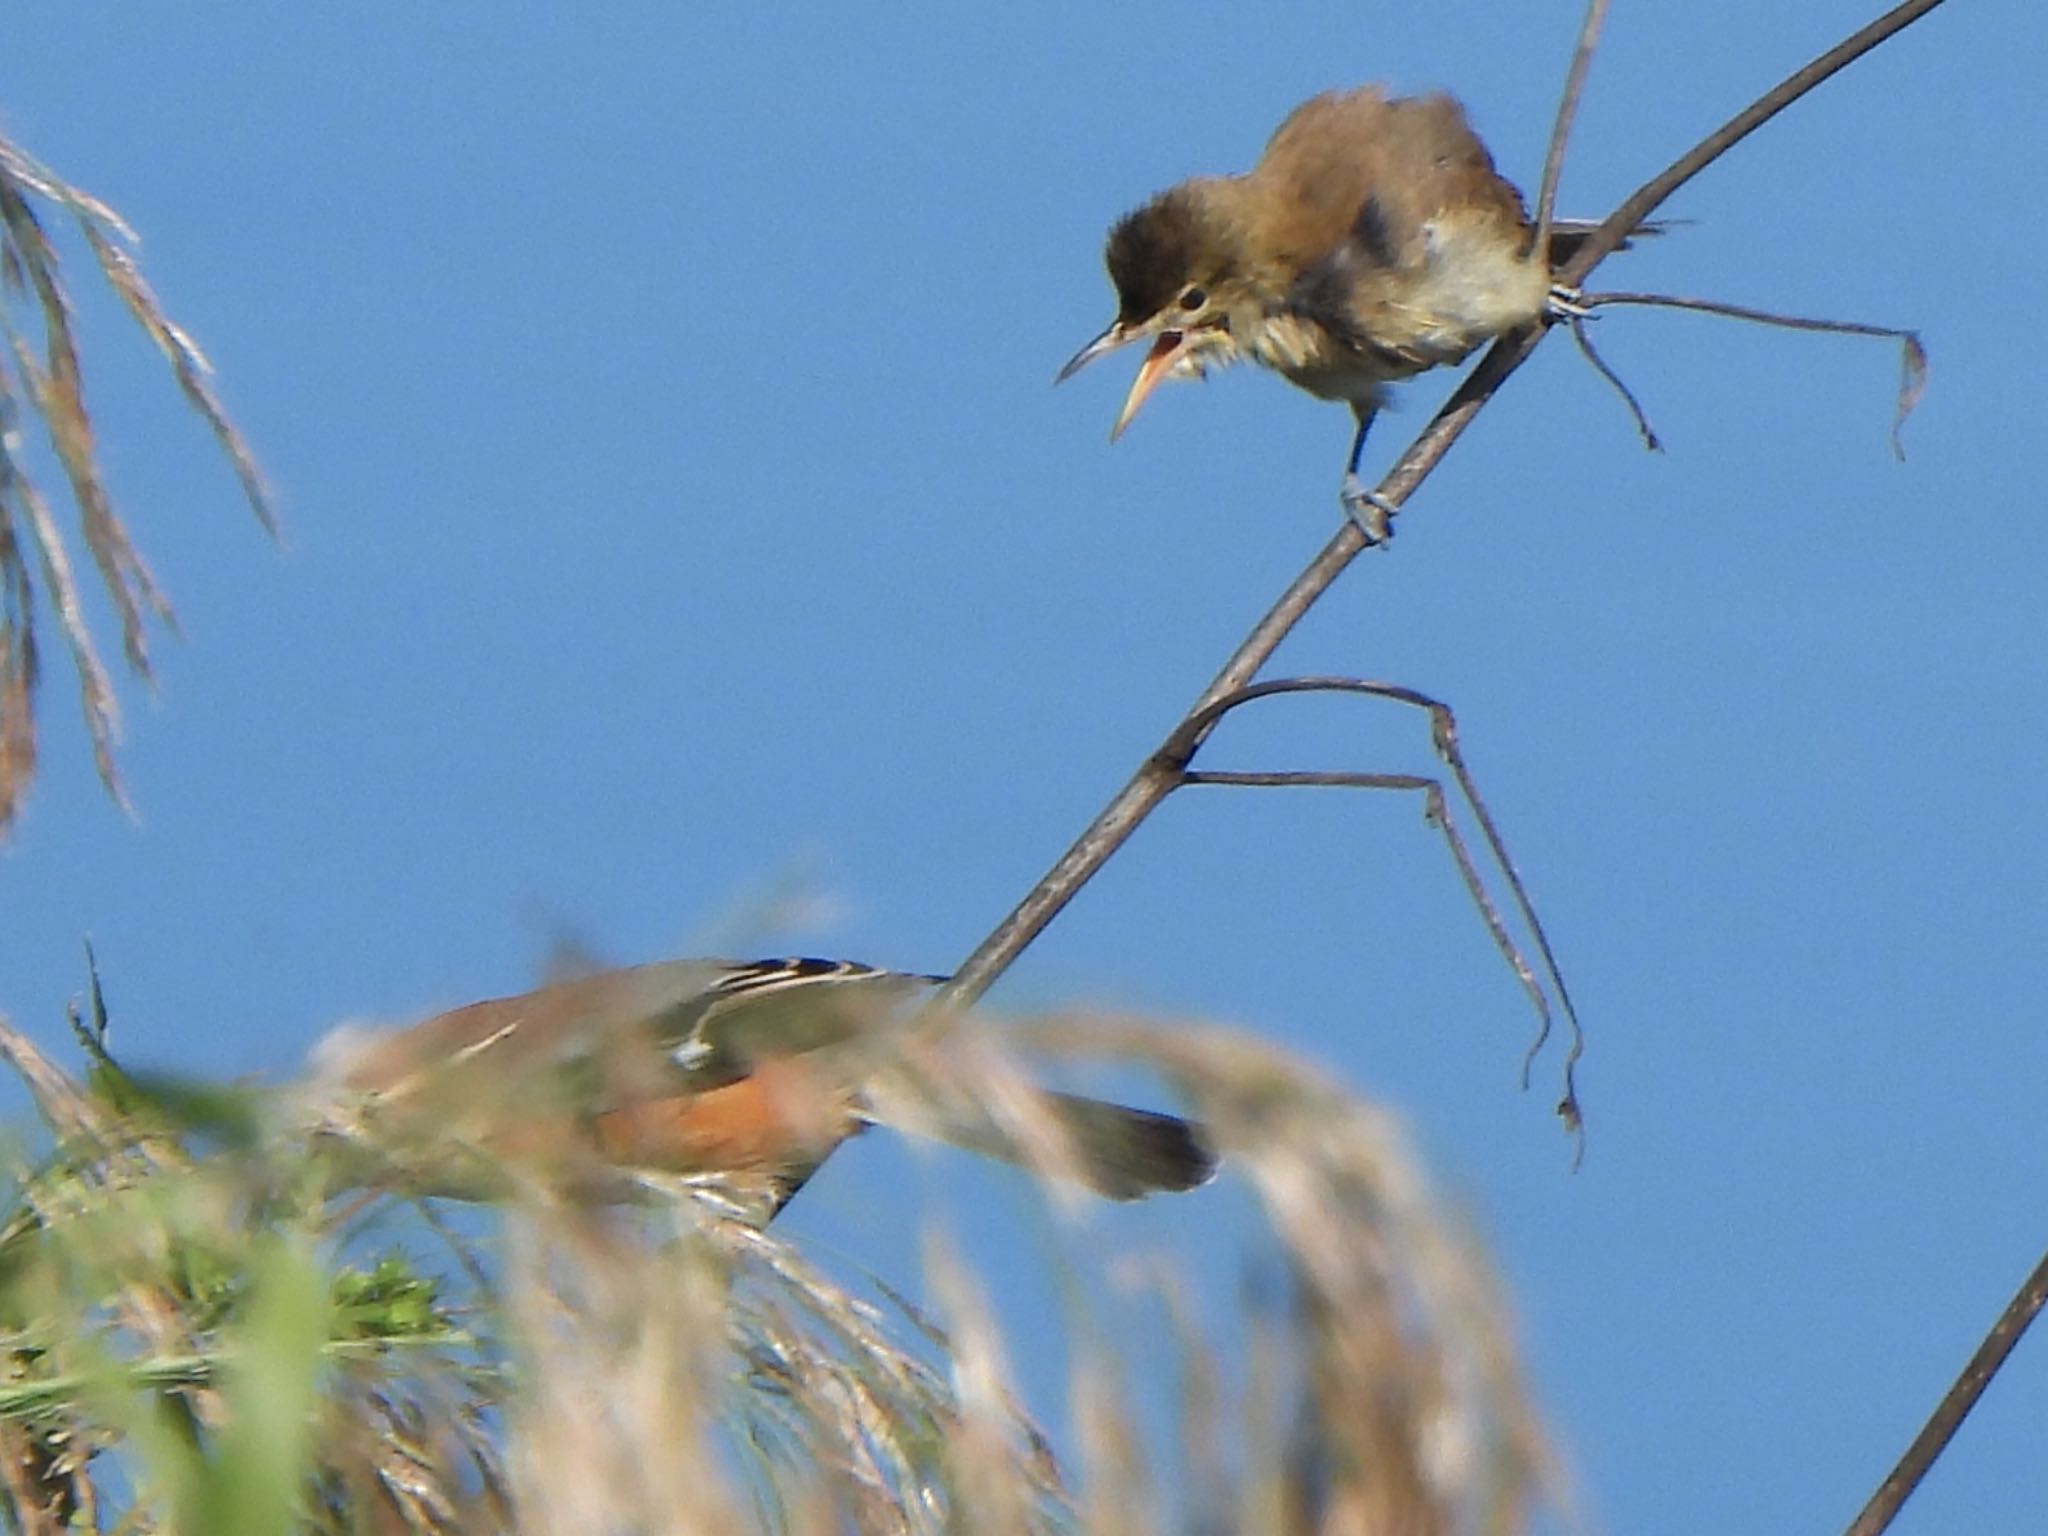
[
  {"x1": 1339, "y1": 477, "x2": 1398, "y2": 545},
  {"x1": 1544, "y1": 283, "x2": 1592, "y2": 322}
]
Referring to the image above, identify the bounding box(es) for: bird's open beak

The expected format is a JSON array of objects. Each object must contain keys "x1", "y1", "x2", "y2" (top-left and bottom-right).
[{"x1": 1056, "y1": 323, "x2": 1196, "y2": 442}]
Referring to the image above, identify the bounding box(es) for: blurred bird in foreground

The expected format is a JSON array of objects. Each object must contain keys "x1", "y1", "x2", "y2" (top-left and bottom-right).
[
  {"x1": 1059, "y1": 86, "x2": 1623, "y2": 540},
  {"x1": 314, "y1": 956, "x2": 1217, "y2": 1221}
]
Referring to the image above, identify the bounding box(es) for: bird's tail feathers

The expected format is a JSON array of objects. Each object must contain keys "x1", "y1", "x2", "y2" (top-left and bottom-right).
[
  {"x1": 871, "y1": 1086, "x2": 1217, "y2": 1201},
  {"x1": 1546, "y1": 216, "x2": 1676, "y2": 265}
]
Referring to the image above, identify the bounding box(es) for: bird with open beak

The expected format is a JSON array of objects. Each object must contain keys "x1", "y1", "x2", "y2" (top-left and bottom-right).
[{"x1": 1059, "y1": 86, "x2": 1604, "y2": 541}]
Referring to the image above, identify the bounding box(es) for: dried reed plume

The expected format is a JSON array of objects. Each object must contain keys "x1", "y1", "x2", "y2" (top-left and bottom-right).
[
  {"x1": 0, "y1": 131, "x2": 274, "y2": 835},
  {"x1": 0, "y1": 991, "x2": 1553, "y2": 1536}
]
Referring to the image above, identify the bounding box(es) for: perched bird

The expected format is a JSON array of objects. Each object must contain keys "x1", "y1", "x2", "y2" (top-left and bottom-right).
[
  {"x1": 314, "y1": 956, "x2": 1217, "y2": 1219},
  {"x1": 1059, "y1": 86, "x2": 1606, "y2": 539}
]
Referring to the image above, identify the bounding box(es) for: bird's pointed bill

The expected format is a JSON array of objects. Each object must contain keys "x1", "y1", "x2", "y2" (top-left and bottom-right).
[
  {"x1": 1056, "y1": 322, "x2": 1129, "y2": 385},
  {"x1": 1110, "y1": 331, "x2": 1191, "y2": 441}
]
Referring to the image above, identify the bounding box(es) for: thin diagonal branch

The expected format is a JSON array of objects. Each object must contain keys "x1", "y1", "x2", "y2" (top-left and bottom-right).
[
  {"x1": 1843, "y1": 1244, "x2": 2048, "y2": 1536},
  {"x1": 1557, "y1": 0, "x2": 1951, "y2": 284},
  {"x1": 942, "y1": 353, "x2": 1510, "y2": 1004}
]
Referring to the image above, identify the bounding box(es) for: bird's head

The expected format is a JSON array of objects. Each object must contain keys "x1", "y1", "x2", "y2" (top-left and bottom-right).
[{"x1": 1057, "y1": 180, "x2": 1260, "y2": 440}]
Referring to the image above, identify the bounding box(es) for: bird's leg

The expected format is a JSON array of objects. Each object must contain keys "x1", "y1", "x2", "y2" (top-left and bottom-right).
[
  {"x1": 1543, "y1": 283, "x2": 1592, "y2": 322},
  {"x1": 1338, "y1": 405, "x2": 1396, "y2": 544}
]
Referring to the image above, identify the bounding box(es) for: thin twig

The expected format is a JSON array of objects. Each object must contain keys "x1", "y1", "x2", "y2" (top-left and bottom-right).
[
  {"x1": 1535, "y1": 0, "x2": 1611, "y2": 250},
  {"x1": 1569, "y1": 318, "x2": 1663, "y2": 451},
  {"x1": 1586, "y1": 291, "x2": 1918, "y2": 339},
  {"x1": 1169, "y1": 675, "x2": 1583, "y2": 1097},
  {"x1": 1586, "y1": 290, "x2": 1925, "y2": 456},
  {"x1": 1843, "y1": 1244, "x2": 2048, "y2": 1536},
  {"x1": 1180, "y1": 770, "x2": 1553, "y2": 1041}
]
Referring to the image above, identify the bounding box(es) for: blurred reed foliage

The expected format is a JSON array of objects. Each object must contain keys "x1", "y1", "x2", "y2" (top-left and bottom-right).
[
  {"x1": 0, "y1": 990, "x2": 1558, "y2": 1535},
  {"x1": 0, "y1": 130, "x2": 274, "y2": 836}
]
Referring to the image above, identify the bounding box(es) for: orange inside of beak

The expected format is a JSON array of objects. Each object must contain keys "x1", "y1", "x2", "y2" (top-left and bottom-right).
[{"x1": 1111, "y1": 331, "x2": 1188, "y2": 441}]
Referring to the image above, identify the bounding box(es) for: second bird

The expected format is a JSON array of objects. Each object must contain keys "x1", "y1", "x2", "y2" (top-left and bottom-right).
[{"x1": 1059, "y1": 86, "x2": 1601, "y2": 539}]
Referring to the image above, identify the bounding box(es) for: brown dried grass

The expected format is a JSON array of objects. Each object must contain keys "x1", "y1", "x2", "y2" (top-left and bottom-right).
[
  {"x1": 0, "y1": 132, "x2": 274, "y2": 835},
  {"x1": 0, "y1": 991, "x2": 1557, "y2": 1536}
]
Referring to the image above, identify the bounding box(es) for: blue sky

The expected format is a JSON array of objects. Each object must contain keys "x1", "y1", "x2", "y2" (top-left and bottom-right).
[{"x1": 3, "y1": 3, "x2": 2044, "y2": 1530}]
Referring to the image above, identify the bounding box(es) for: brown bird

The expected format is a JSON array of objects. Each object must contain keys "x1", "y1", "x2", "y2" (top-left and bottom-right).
[
  {"x1": 1059, "y1": 86, "x2": 1609, "y2": 539},
  {"x1": 314, "y1": 956, "x2": 1217, "y2": 1219}
]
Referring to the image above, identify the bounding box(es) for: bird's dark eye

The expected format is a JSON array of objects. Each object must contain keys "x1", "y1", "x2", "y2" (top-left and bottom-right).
[{"x1": 1178, "y1": 286, "x2": 1207, "y2": 311}]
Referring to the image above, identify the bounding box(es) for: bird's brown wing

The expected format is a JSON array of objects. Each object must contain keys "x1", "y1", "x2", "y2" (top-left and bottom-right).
[
  {"x1": 333, "y1": 961, "x2": 740, "y2": 1094},
  {"x1": 1253, "y1": 87, "x2": 1421, "y2": 276},
  {"x1": 1255, "y1": 89, "x2": 1525, "y2": 249},
  {"x1": 1256, "y1": 89, "x2": 1537, "y2": 370},
  {"x1": 1258, "y1": 89, "x2": 1534, "y2": 266},
  {"x1": 327, "y1": 959, "x2": 904, "y2": 1194},
  {"x1": 677, "y1": 958, "x2": 935, "y2": 1089},
  {"x1": 1380, "y1": 93, "x2": 1533, "y2": 246},
  {"x1": 338, "y1": 958, "x2": 928, "y2": 1104}
]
